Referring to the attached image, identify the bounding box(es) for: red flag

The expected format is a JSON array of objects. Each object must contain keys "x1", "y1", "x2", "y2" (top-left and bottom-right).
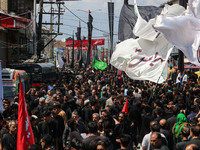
[
  {"x1": 17, "y1": 75, "x2": 35, "y2": 150},
  {"x1": 122, "y1": 100, "x2": 128, "y2": 114}
]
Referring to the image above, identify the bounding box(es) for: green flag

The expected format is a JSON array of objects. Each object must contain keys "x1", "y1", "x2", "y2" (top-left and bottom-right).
[{"x1": 92, "y1": 58, "x2": 107, "y2": 70}]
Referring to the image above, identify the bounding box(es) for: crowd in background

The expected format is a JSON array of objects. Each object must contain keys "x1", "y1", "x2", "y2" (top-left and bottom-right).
[{"x1": 1, "y1": 65, "x2": 200, "y2": 150}]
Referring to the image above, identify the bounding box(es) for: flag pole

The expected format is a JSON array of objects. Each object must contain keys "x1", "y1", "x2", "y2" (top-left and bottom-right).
[
  {"x1": 178, "y1": 0, "x2": 188, "y2": 72},
  {"x1": 71, "y1": 31, "x2": 75, "y2": 68},
  {"x1": 148, "y1": 67, "x2": 165, "y2": 104}
]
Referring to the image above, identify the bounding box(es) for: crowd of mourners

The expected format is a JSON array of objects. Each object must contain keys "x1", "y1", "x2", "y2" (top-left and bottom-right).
[{"x1": 1, "y1": 65, "x2": 200, "y2": 150}]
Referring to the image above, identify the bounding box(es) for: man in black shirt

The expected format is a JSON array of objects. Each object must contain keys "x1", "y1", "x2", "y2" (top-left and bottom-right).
[
  {"x1": 51, "y1": 105, "x2": 64, "y2": 150},
  {"x1": 82, "y1": 121, "x2": 109, "y2": 150},
  {"x1": 185, "y1": 126, "x2": 200, "y2": 148},
  {"x1": 38, "y1": 110, "x2": 58, "y2": 150},
  {"x1": 1, "y1": 120, "x2": 17, "y2": 150}
]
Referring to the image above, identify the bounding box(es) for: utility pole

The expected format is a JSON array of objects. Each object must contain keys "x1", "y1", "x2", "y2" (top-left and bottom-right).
[
  {"x1": 49, "y1": 0, "x2": 53, "y2": 59},
  {"x1": 71, "y1": 32, "x2": 75, "y2": 68},
  {"x1": 37, "y1": 0, "x2": 64, "y2": 60},
  {"x1": 37, "y1": 0, "x2": 43, "y2": 58},
  {"x1": 33, "y1": 0, "x2": 37, "y2": 55},
  {"x1": 178, "y1": 0, "x2": 188, "y2": 72}
]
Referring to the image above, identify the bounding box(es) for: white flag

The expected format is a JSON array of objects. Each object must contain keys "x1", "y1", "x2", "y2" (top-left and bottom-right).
[
  {"x1": 111, "y1": 36, "x2": 173, "y2": 83},
  {"x1": 111, "y1": 2, "x2": 184, "y2": 83},
  {"x1": 0, "y1": 60, "x2": 3, "y2": 108},
  {"x1": 154, "y1": 0, "x2": 200, "y2": 66},
  {"x1": 56, "y1": 52, "x2": 64, "y2": 68}
]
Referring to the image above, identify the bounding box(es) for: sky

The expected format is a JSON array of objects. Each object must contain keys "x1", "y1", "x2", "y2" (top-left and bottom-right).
[{"x1": 40, "y1": 0, "x2": 169, "y2": 48}]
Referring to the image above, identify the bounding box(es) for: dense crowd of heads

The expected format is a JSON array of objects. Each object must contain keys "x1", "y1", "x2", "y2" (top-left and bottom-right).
[{"x1": 1, "y1": 66, "x2": 200, "y2": 150}]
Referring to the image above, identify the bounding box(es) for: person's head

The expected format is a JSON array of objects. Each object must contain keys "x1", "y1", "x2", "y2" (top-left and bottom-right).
[
  {"x1": 3, "y1": 100, "x2": 10, "y2": 109},
  {"x1": 172, "y1": 106, "x2": 179, "y2": 116},
  {"x1": 112, "y1": 96, "x2": 118, "y2": 105},
  {"x1": 185, "y1": 144, "x2": 199, "y2": 150},
  {"x1": 50, "y1": 105, "x2": 58, "y2": 116},
  {"x1": 181, "y1": 127, "x2": 190, "y2": 138},
  {"x1": 93, "y1": 113, "x2": 100, "y2": 122},
  {"x1": 150, "y1": 132, "x2": 163, "y2": 149},
  {"x1": 190, "y1": 125, "x2": 200, "y2": 137},
  {"x1": 88, "y1": 121, "x2": 98, "y2": 134},
  {"x1": 159, "y1": 119, "x2": 167, "y2": 129},
  {"x1": 153, "y1": 100, "x2": 161, "y2": 108},
  {"x1": 96, "y1": 140, "x2": 108, "y2": 150},
  {"x1": 11, "y1": 104, "x2": 18, "y2": 114},
  {"x1": 67, "y1": 118, "x2": 78, "y2": 131},
  {"x1": 30, "y1": 115, "x2": 38, "y2": 126},
  {"x1": 71, "y1": 138, "x2": 83, "y2": 150},
  {"x1": 118, "y1": 112, "x2": 125, "y2": 123},
  {"x1": 177, "y1": 113, "x2": 187, "y2": 124},
  {"x1": 31, "y1": 88, "x2": 36, "y2": 95},
  {"x1": 155, "y1": 107, "x2": 163, "y2": 117},
  {"x1": 40, "y1": 134, "x2": 52, "y2": 149},
  {"x1": 190, "y1": 117, "x2": 198, "y2": 126},
  {"x1": 119, "y1": 134, "x2": 131, "y2": 148},
  {"x1": 42, "y1": 110, "x2": 51, "y2": 123},
  {"x1": 8, "y1": 120, "x2": 17, "y2": 135},
  {"x1": 47, "y1": 90, "x2": 52, "y2": 96},
  {"x1": 39, "y1": 97, "x2": 45, "y2": 105},
  {"x1": 92, "y1": 89, "x2": 96, "y2": 96},
  {"x1": 53, "y1": 101, "x2": 61, "y2": 110},
  {"x1": 150, "y1": 121, "x2": 160, "y2": 132},
  {"x1": 72, "y1": 110, "x2": 79, "y2": 121},
  {"x1": 101, "y1": 110, "x2": 110, "y2": 120}
]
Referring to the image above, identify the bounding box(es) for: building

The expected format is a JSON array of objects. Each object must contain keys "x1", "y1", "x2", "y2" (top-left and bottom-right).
[{"x1": 0, "y1": 0, "x2": 36, "y2": 67}]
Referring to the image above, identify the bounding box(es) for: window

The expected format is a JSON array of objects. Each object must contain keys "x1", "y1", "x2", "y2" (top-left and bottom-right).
[{"x1": 8, "y1": 0, "x2": 25, "y2": 14}]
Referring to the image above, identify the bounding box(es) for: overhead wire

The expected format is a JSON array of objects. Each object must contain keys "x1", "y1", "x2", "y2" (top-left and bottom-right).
[{"x1": 62, "y1": 4, "x2": 109, "y2": 36}]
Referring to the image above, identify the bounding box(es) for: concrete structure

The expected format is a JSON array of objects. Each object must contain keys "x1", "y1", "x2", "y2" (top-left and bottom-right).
[{"x1": 0, "y1": 0, "x2": 36, "y2": 67}]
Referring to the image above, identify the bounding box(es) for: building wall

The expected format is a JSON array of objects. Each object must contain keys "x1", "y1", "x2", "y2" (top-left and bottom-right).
[
  {"x1": 0, "y1": 30, "x2": 8, "y2": 68},
  {"x1": 0, "y1": 0, "x2": 8, "y2": 13}
]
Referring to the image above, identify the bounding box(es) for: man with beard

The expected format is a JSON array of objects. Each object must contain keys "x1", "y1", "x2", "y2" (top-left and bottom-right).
[
  {"x1": 38, "y1": 110, "x2": 58, "y2": 150},
  {"x1": 114, "y1": 112, "x2": 132, "y2": 149},
  {"x1": 114, "y1": 112, "x2": 132, "y2": 139}
]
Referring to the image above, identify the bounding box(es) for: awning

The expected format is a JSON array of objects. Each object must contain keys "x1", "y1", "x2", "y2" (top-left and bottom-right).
[{"x1": 0, "y1": 13, "x2": 30, "y2": 29}]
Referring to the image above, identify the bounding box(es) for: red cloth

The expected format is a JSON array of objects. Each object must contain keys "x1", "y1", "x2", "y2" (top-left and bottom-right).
[
  {"x1": 17, "y1": 75, "x2": 35, "y2": 150},
  {"x1": 101, "y1": 51, "x2": 105, "y2": 61},
  {"x1": 122, "y1": 100, "x2": 128, "y2": 114}
]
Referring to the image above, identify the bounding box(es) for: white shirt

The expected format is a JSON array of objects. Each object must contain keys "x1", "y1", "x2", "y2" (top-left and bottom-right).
[{"x1": 140, "y1": 132, "x2": 167, "y2": 150}]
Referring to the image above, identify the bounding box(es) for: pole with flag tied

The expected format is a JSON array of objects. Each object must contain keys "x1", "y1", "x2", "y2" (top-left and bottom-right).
[
  {"x1": 86, "y1": 10, "x2": 93, "y2": 67},
  {"x1": 17, "y1": 75, "x2": 35, "y2": 150},
  {"x1": 122, "y1": 100, "x2": 128, "y2": 114}
]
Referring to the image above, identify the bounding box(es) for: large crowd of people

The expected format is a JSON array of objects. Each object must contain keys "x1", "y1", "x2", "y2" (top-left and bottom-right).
[{"x1": 0, "y1": 65, "x2": 200, "y2": 150}]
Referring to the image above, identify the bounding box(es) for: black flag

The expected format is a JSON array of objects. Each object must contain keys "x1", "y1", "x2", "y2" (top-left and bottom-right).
[
  {"x1": 118, "y1": 3, "x2": 162, "y2": 42},
  {"x1": 76, "y1": 22, "x2": 82, "y2": 68},
  {"x1": 86, "y1": 11, "x2": 93, "y2": 67},
  {"x1": 108, "y1": 2, "x2": 114, "y2": 64}
]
